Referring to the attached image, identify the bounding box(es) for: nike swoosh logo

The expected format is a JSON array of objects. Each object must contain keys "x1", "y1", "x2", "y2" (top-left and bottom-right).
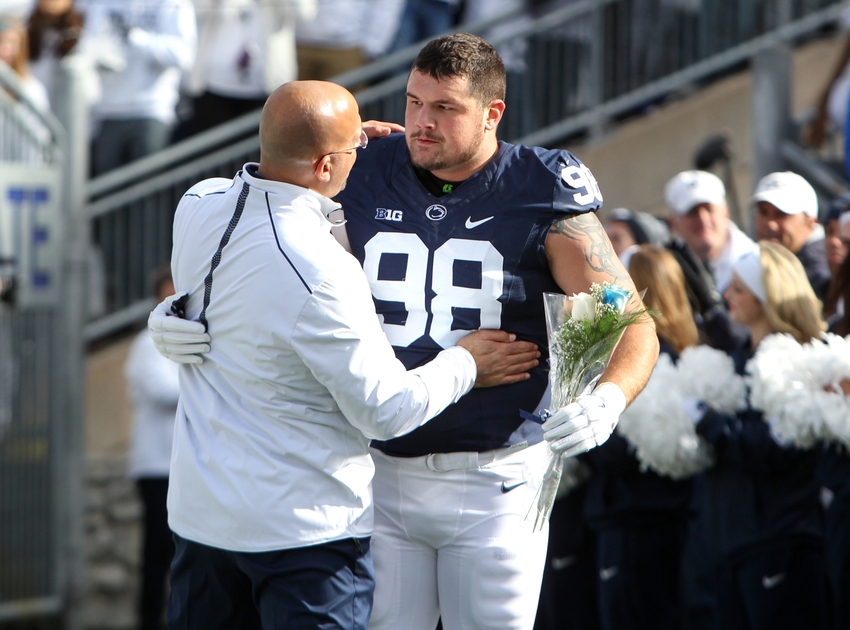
[
  {"x1": 500, "y1": 480, "x2": 527, "y2": 493},
  {"x1": 762, "y1": 572, "x2": 786, "y2": 589},
  {"x1": 600, "y1": 566, "x2": 618, "y2": 581},
  {"x1": 465, "y1": 216, "x2": 494, "y2": 229},
  {"x1": 552, "y1": 556, "x2": 576, "y2": 570}
]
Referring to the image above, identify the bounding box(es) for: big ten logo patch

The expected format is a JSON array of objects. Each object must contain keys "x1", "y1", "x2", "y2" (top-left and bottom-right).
[{"x1": 375, "y1": 208, "x2": 403, "y2": 222}]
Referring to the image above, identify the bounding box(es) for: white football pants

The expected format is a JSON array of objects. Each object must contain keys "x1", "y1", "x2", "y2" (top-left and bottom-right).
[{"x1": 368, "y1": 442, "x2": 550, "y2": 630}]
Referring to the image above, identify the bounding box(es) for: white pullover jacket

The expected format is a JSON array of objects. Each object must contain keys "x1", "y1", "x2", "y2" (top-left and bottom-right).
[{"x1": 167, "y1": 164, "x2": 476, "y2": 552}]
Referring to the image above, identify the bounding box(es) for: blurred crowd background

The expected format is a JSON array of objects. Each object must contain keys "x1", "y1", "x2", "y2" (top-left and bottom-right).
[{"x1": 3, "y1": 1, "x2": 850, "y2": 630}]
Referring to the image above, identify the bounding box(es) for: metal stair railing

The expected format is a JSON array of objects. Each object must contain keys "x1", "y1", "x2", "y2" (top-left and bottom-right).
[{"x1": 83, "y1": 0, "x2": 849, "y2": 341}]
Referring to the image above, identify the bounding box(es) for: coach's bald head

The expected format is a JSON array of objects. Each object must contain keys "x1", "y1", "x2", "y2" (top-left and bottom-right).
[{"x1": 258, "y1": 81, "x2": 362, "y2": 197}]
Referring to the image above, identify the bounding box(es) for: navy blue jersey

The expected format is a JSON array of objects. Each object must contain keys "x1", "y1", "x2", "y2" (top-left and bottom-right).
[{"x1": 338, "y1": 134, "x2": 601, "y2": 456}]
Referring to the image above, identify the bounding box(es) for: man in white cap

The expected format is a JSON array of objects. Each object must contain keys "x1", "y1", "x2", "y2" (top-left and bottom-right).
[
  {"x1": 753, "y1": 171, "x2": 831, "y2": 300},
  {"x1": 665, "y1": 170, "x2": 758, "y2": 294}
]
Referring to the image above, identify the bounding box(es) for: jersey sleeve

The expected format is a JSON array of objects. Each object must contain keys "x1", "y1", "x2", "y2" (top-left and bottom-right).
[{"x1": 547, "y1": 149, "x2": 604, "y2": 215}]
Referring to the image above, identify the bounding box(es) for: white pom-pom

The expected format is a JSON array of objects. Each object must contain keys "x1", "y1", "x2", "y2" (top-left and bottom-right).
[
  {"x1": 677, "y1": 345, "x2": 748, "y2": 414},
  {"x1": 804, "y1": 334, "x2": 850, "y2": 448},
  {"x1": 746, "y1": 333, "x2": 850, "y2": 449},
  {"x1": 617, "y1": 354, "x2": 715, "y2": 480}
]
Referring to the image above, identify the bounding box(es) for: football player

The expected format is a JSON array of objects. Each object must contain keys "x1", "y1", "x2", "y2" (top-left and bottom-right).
[
  {"x1": 151, "y1": 33, "x2": 658, "y2": 630},
  {"x1": 336, "y1": 35, "x2": 656, "y2": 629}
]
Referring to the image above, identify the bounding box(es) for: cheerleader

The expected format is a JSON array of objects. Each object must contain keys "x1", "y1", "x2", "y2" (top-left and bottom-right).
[
  {"x1": 581, "y1": 245, "x2": 700, "y2": 630},
  {"x1": 689, "y1": 242, "x2": 828, "y2": 630},
  {"x1": 818, "y1": 207, "x2": 850, "y2": 629}
]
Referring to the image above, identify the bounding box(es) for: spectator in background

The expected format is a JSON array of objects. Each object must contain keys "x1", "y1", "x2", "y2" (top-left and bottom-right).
[
  {"x1": 186, "y1": 0, "x2": 315, "y2": 134},
  {"x1": 752, "y1": 171, "x2": 831, "y2": 301},
  {"x1": 527, "y1": 0, "x2": 593, "y2": 125},
  {"x1": 26, "y1": 0, "x2": 83, "y2": 106},
  {"x1": 581, "y1": 244, "x2": 698, "y2": 630},
  {"x1": 0, "y1": 15, "x2": 50, "y2": 111},
  {"x1": 818, "y1": 206, "x2": 850, "y2": 629},
  {"x1": 664, "y1": 170, "x2": 754, "y2": 351},
  {"x1": 391, "y1": 0, "x2": 460, "y2": 52},
  {"x1": 688, "y1": 243, "x2": 829, "y2": 630},
  {"x1": 825, "y1": 209, "x2": 850, "y2": 330},
  {"x1": 295, "y1": 0, "x2": 404, "y2": 81},
  {"x1": 125, "y1": 266, "x2": 179, "y2": 630},
  {"x1": 461, "y1": 0, "x2": 534, "y2": 139},
  {"x1": 804, "y1": 8, "x2": 850, "y2": 151},
  {"x1": 79, "y1": 0, "x2": 196, "y2": 175},
  {"x1": 533, "y1": 462, "x2": 599, "y2": 630},
  {"x1": 665, "y1": 170, "x2": 757, "y2": 294},
  {"x1": 823, "y1": 193, "x2": 850, "y2": 281},
  {"x1": 604, "y1": 206, "x2": 670, "y2": 268}
]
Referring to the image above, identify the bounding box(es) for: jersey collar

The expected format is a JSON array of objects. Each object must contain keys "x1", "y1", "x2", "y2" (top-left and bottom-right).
[
  {"x1": 398, "y1": 141, "x2": 505, "y2": 203},
  {"x1": 241, "y1": 163, "x2": 344, "y2": 226}
]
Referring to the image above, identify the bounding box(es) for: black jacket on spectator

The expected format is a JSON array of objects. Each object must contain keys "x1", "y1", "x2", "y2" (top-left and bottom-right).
[
  {"x1": 796, "y1": 238, "x2": 831, "y2": 302},
  {"x1": 696, "y1": 345, "x2": 823, "y2": 557},
  {"x1": 693, "y1": 344, "x2": 827, "y2": 630},
  {"x1": 817, "y1": 443, "x2": 850, "y2": 629},
  {"x1": 582, "y1": 340, "x2": 694, "y2": 530},
  {"x1": 581, "y1": 338, "x2": 693, "y2": 630}
]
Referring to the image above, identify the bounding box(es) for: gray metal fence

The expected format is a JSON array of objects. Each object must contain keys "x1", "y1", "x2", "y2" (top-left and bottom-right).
[
  {"x1": 0, "y1": 77, "x2": 60, "y2": 621},
  {"x1": 0, "y1": 63, "x2": 86, "y2": 625},
  {"x1": 84, "y1": 0, "x2": 849, "y2": 340}
]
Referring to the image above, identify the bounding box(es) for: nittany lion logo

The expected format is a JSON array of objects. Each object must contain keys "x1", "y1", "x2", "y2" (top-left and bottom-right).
[{"x1": 426, "y1": 204, "x2": 448, "y2": 221}]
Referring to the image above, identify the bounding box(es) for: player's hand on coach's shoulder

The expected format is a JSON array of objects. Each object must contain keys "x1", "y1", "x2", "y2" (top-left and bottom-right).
[
  {"x1": 541, "y1": 382, "x2": 626, "y2": 458},
  {"x1": 455, "y1": 330, "x2": 539, "y2": 388},
  {"x1": 148, "y1": 292, "x2": 210, "y2": 364}
]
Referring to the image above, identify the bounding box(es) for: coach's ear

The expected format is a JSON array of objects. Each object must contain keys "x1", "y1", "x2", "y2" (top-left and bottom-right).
[{"x1": 314, "y1": 155, "x2": 333, "y2": 184}]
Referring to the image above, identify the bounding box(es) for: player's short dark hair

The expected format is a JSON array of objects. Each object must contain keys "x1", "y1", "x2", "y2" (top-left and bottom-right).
[{"x1": 412, "y1": 33, "x2": 506, "y2": 106}]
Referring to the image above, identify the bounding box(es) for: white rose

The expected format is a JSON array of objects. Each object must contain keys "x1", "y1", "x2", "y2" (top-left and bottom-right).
[{"x1": 569, "y1": 292, "x2": 597, "y2": 322}]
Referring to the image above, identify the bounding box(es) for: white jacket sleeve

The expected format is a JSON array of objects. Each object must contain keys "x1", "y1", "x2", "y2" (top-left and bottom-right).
[
  {"x1": 128, "y1": 0, "x2": 197, "y2": 71},
  {"x1": 290, "y1": 270, "x2": 476, "y2": 441}
]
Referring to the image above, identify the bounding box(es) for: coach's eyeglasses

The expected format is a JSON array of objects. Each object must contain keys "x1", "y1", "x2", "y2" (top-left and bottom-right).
[{"x1": 321, "y1": 130, "x2": 369, "y2": 158}]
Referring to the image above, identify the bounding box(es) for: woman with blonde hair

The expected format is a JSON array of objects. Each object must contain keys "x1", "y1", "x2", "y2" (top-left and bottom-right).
[
  {"x1": 688, "y1": 241, "x2": 828, "y2": 630},
  {"x1": 628, "y1": 244, "x2": 699, "y2": 355},
  {"x1": 580, "y1": 244, "x2": 699, "y2": 630}
]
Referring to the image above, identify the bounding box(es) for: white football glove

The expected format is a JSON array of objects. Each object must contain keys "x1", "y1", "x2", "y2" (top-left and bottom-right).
[
  {"x1": 147, "y1": 292, "x2": 210, "y2": 364},
  {"x1": 542, "y1": 382, "x2": 626, "y2": 458}
]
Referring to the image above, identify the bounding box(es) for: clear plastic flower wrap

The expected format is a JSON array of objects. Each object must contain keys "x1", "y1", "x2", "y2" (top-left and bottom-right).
[{"x1": 528, "y1": 283, "x2": 646, "y2": 531}]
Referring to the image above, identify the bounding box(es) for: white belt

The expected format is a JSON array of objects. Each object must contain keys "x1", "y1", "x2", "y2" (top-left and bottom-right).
[{"x1": 375, "y1": 442, "x2": 530, "y2": 472}]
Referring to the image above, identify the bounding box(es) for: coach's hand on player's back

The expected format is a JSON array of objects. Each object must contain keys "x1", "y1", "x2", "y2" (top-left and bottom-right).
[
  {"x1": 148, "y1": 292, "x2": 210, "y2": 364},
  {"x1": 456, "y1": 330, "x2": 539, "y2": 388}
]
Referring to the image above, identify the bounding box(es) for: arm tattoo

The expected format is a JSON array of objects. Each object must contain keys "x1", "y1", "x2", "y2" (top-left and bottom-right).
[{"x1": 551, "y1": 213, "x2": 627, "y2": 281}]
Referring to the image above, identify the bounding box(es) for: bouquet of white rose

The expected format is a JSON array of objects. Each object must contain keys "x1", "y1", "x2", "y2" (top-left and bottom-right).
[{"x1": 528, "y1": 283, "x2": 647, "y2": 531}]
